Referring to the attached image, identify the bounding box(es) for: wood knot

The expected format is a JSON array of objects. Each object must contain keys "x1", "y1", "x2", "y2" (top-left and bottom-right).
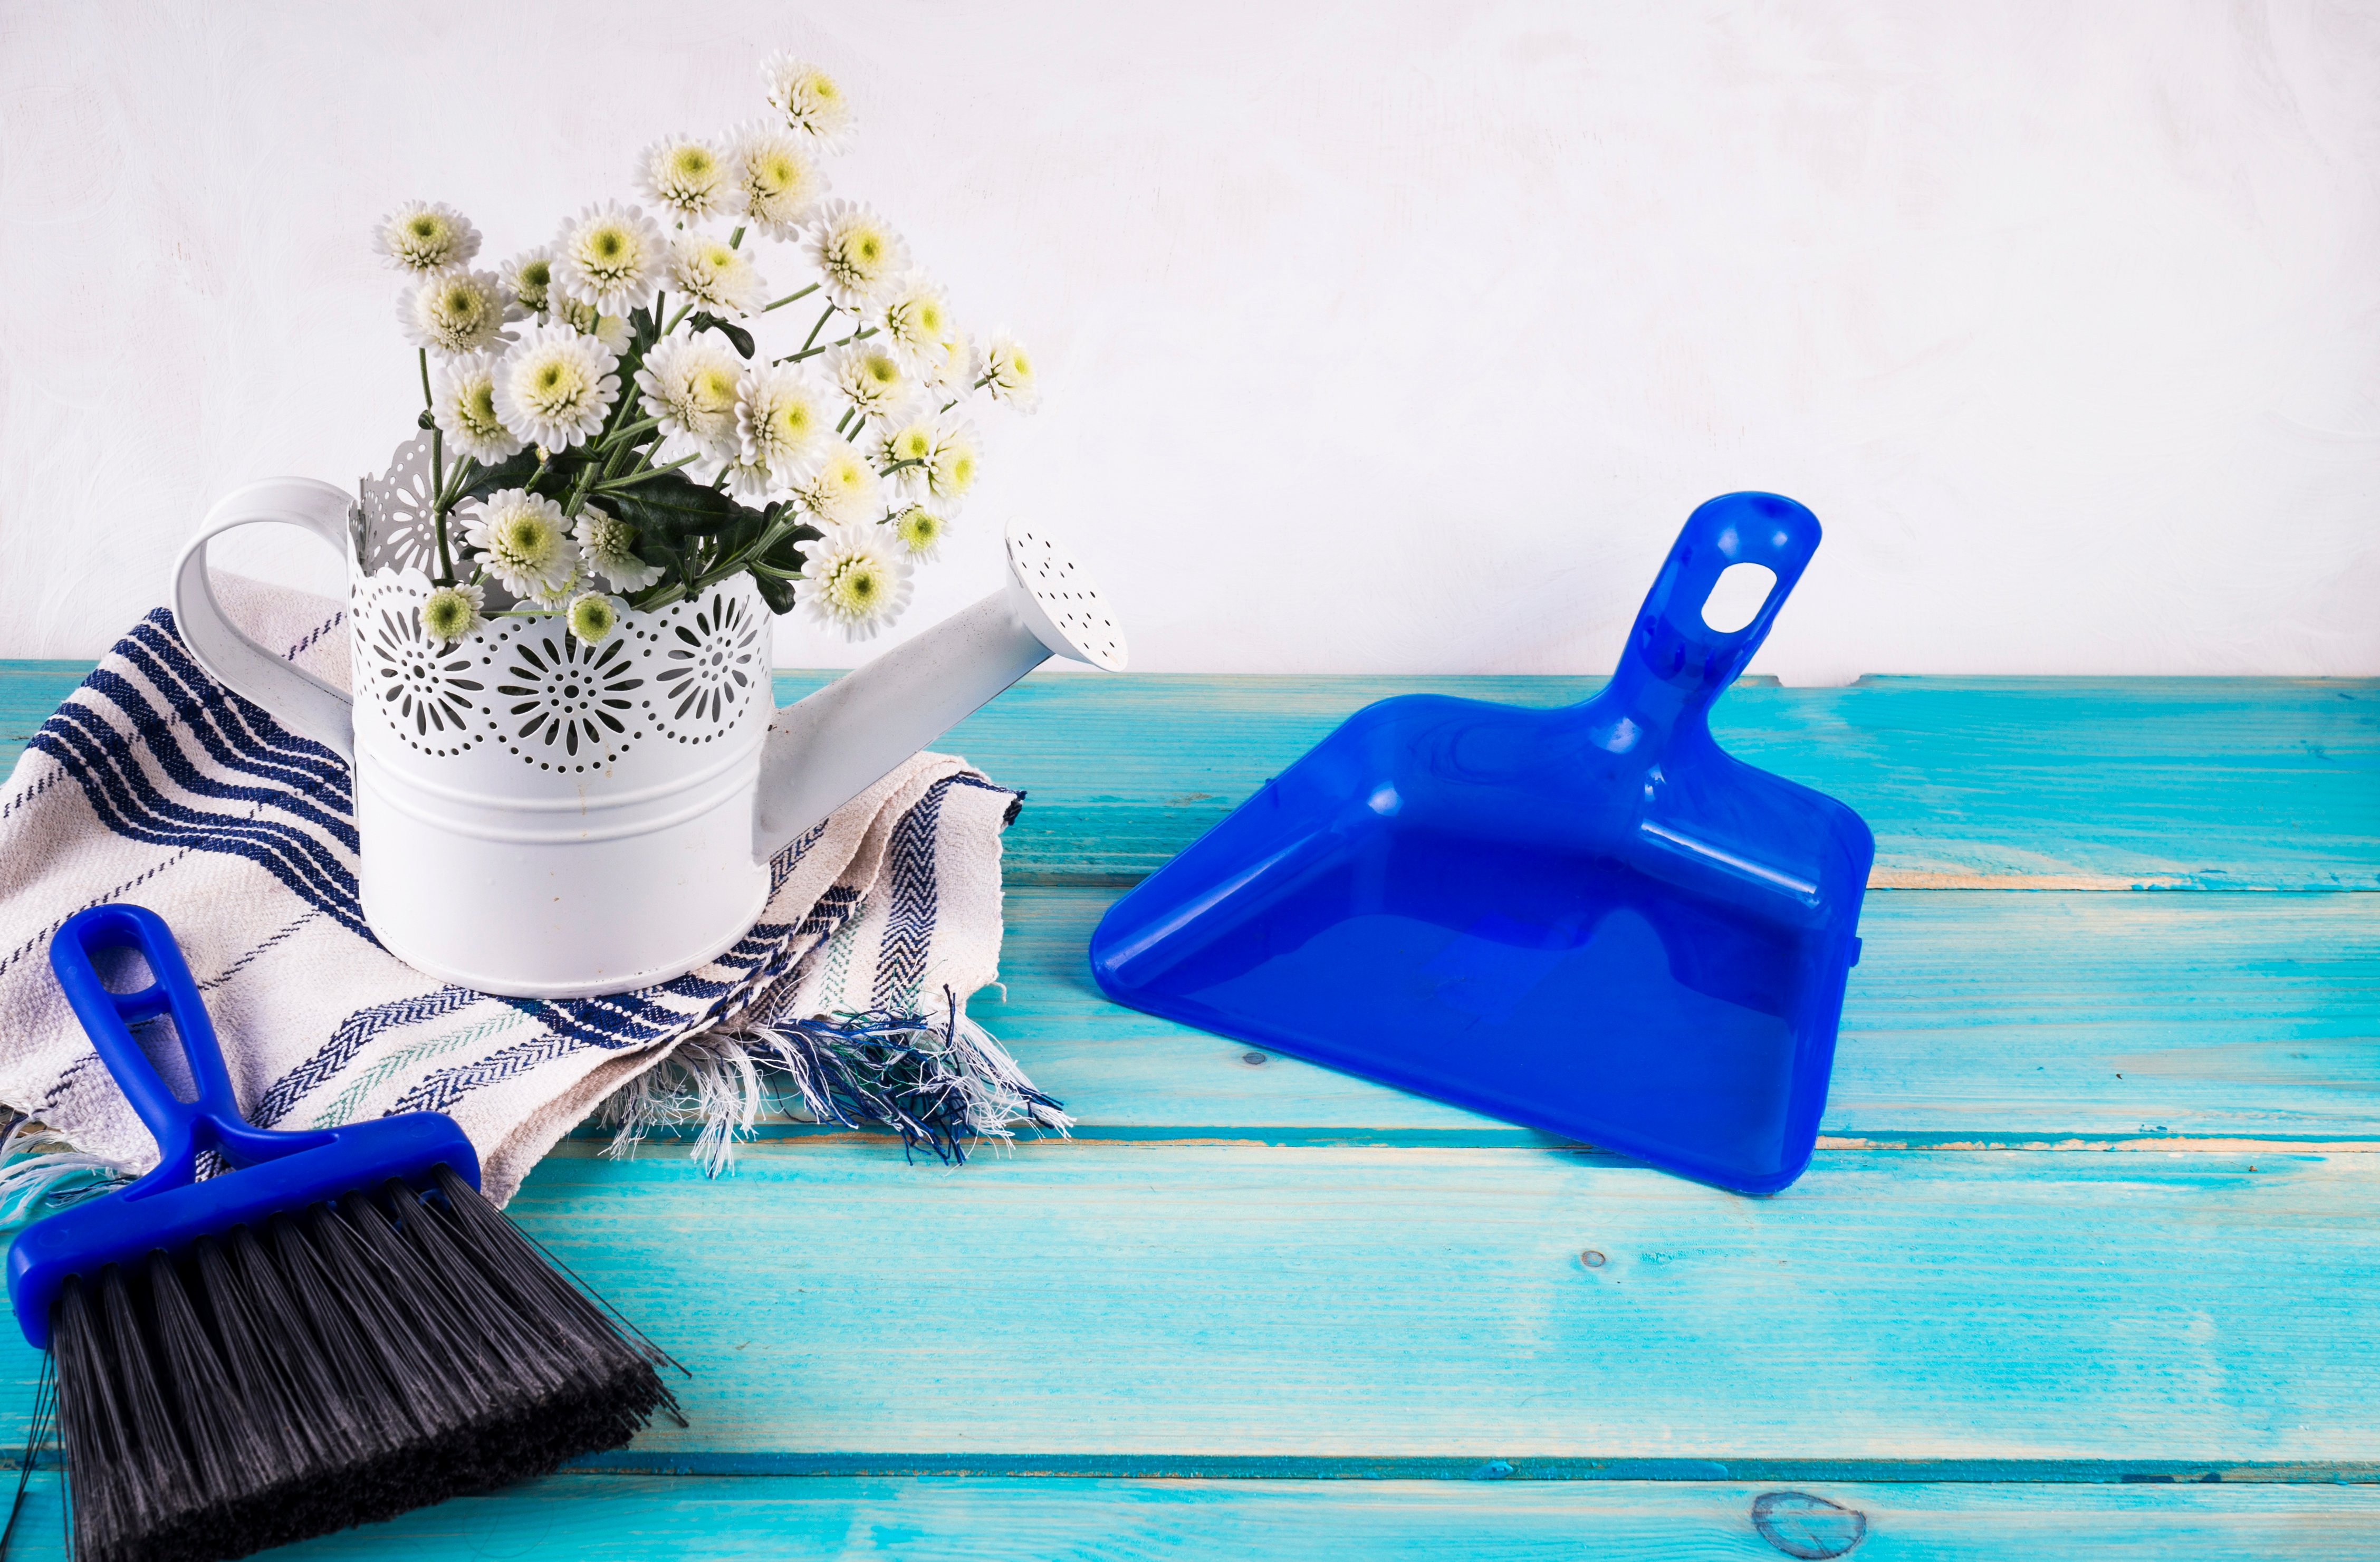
[{"x1": 1752, "y1": 1491, "x2": 1867, "y2": 1558}]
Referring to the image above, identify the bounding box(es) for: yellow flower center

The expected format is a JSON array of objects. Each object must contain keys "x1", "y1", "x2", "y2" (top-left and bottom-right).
[
  {"x1": 527, "y1": 356, "x2": 590, "y2": 413},
  {"x1": 936, "y1": 449, "x2": 977, "y2": 494},
  {"x1": 770, "y1": 399, "x2": 816, "y2": 443},
  {"x1": 672, "y1": 147, "x2": 714, "y2": 180},
  {"x1": 571, "y1": 595, "x2": 617, "y2": 641},
  {"x1": 826, "y1": 558, "x2": 881, "y2": 613},
  {"x1": 424, "y1": 592, "x2": 473, "y2": 638}
]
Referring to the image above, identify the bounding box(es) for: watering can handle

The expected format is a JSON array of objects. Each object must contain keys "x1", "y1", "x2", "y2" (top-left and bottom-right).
[
  {"x1": 170, "y1": 479, "x2": 358, "y2": 763},
  {"x1": 1617, "y1": 492, "x2": 1821, "y2": 719}
]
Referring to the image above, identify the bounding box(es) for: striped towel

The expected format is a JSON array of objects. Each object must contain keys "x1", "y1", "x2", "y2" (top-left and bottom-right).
[{"x1": 0, "y1": 577, "x2": 1066, "y2": 1209}]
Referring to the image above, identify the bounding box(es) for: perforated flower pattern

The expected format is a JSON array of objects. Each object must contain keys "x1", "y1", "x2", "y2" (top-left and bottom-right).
[
  {"x1": 351, "y1": 552, "x2": 765, "y2": 771},
  {"x1": 495, "y1": 632, "x2": 647, "y2": 771},
  {"x1": 645, "y1": 589, "x2": 763, "y2": 742},
  {"x1": 361, "y1": 596, "x2": 486, "y2": 755},
  {"x1": 356, "y1": 433, "x2": 442, "y2": 576}
]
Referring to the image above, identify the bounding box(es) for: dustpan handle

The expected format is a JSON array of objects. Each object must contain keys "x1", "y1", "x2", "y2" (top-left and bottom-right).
[
  {"x1": 1615, "y1": 492, "x2": 1821, "y2": 727},
  {"x1": 50, "y1": 904, "x2": 321, "y2": 1192}
]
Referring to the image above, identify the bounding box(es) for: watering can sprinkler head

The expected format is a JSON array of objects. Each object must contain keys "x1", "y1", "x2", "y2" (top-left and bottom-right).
[{"x1": 749, "y1": 518, "x2": 1128, "y2": 858}]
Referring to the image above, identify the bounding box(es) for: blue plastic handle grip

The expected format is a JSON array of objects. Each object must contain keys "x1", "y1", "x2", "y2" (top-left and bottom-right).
[
  {"x1": 8, "y1": 905, "x2": 480, "y2": 1347},
  {"x1": 1611, "y1": 492, "x2": 1822, "y2": 733},
  {"x1": 49, "y1": 903, "x2": 283, "y2": 1187}
]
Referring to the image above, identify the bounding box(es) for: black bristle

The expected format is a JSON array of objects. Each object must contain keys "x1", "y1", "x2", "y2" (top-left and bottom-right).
[{"x1": 44, "y1": 1170, "x2": 676, "y2": 1562}]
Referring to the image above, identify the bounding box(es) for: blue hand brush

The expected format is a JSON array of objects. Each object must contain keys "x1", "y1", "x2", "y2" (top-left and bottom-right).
[{"x1": 8, "y1": 904, "x2": 681, "y2": 1562}]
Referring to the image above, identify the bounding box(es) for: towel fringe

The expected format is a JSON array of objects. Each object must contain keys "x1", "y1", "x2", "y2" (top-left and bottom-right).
[
  {"x1": 0, "y1": 1115, "x2": 129, "y2": 1230},
  {"x1": 594, "y1": 989, "x2": 1071, "y2": 1176}
]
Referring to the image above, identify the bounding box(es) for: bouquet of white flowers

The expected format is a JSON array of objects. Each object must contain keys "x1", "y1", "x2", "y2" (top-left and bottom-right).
[{"x1": 373, "y1": 51, "x2": 1039, "y2": 652}]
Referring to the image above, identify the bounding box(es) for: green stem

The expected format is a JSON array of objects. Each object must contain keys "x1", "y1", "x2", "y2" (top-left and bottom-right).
[
  {"x1": 799, "y1": 303, "x2": 836, "y2": 354},
  {"x1": 730, "y1": 226, "x2": 745, "y2": 250},
  {"x1": 663, "y1": 301, "x2": 694, "y2": 337},
  {"x1": 599, "y1": 414, "x2": 664, "y2": 448},
  {"x1": 419, "y1": 350, "x2": 455, "y2": 584},
  {"x1": 759, "y1": 282, "x2": 819, "y2": 314},
  {"x1": 594, "y1": 453, "x2": 700, "y2": 491}
]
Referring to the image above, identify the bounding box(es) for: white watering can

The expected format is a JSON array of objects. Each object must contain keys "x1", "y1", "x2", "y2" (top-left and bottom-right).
[{"x1": 172, "y1": 435, "x2": 1125, "y2": 999}]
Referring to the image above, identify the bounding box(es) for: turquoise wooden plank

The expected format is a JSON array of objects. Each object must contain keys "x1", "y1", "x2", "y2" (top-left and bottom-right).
[
  {"x1": 5, "y1": 1473, "x2": 2378, "y2": 1561},
  {"x1": 796, "y1": 672, "x2": 2380, "y2": 890},
  {"x1": 964, "y1": 886, "x2": 2380, "y2": 1143},
  {"x1": 8, "y1": 664, "x2": 2375, "y2": 888},
  {"x1": 10, "y1": 1146, "x2": 2370, "y2": 1467}
]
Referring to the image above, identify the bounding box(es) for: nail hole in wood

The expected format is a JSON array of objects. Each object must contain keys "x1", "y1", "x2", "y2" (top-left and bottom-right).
[{"x1": 1579, "y1": 1250, "x2": 1606, "y2": 1268}]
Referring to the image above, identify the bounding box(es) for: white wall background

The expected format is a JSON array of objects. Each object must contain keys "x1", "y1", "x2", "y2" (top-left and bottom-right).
[{"x1": 2, "y1": 0, "x2": 2375, "y2": 680}]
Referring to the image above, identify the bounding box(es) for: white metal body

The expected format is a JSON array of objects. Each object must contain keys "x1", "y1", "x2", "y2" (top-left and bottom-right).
[{"x1": 170, "y1": 440, "x2": 1126, "y2": 998}]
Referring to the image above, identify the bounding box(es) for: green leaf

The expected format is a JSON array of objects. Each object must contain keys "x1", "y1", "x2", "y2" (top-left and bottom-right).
[
  {"x1": 688, "y1": 312, "x2": 757, "y2": 359},
  {"x1": 602, "y1": 468, "x2": 759, "y2": 539},
  {"x1": 416, "y1": 409, "x2": 436, "y2": 430},
  {"x1": 753, "y1": 570, "x2": 797, "y2": 615},
  {"x1": 459, "y1": 449, "x2": 540, "y2": 501},
  {"x1": 761, "y1": 520, "x2": 821, "y2": 573}
]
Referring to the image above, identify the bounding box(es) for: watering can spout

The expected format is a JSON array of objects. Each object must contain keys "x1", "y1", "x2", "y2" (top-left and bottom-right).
[{"x1": 752, "y1": 522, "x2": 1127, "y2": 860}]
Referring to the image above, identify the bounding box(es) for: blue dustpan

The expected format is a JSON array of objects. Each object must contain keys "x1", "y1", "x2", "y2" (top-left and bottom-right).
[{"x1": 1090, "y1": 493, "x2": 1873, "y2": 1194}]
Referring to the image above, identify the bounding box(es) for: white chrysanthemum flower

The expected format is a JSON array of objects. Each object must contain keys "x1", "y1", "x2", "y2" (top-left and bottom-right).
[
  {"x1": 979, "y1": 332, "x2": 1040, "y2": 412},
  {"x1": 552, "y1": 201, "x2": 668, "y2": 318},
  {"x1": 502, "y1": 247, "x2": 555, "y2": 315},
  {"x1": 919, "y1": 328, "x2": 974, "y2": 390},
  {"x1": 795, "y1": 523, "x2": 912, "y2": 641},
  {"x1": 761, "y1": 53, "x2": 856, "y2": 151},
  {"x1": 493, "y1": 321, "x2": 621, "y2": 451},
  {"x1": 573, "y1": 504, "x2": 665, "y2": 593},
  {"x1": 464, "y1": 490, "x2": 578, "y2": 598},
  {"x1": 732, "y1": 122, "x2": 829, "y2": 240},
  {"x1": 635, "y1": 336, "x2": 745, "y2": 455},
  {"x1": 525, "y1": 560, "x2": 588, "y2": 611},
  {"x1": 635, "y1": 136, "x2": 742, "y2": 225},
  {"x1": 396, "y1": 268, "x2": 511, "y2": 357},
  {"x1": 790, "y1": 435, "x2": 881, "y2": 527},
  {"x1": 828, "y1": 339, "x2": 920, "y2": 423},
  {"x1": 372, "y1": 200, "x2": 480, "y2": 273},
  {"x1": 736, "y1": 362, "x2": 836, "y2": 483},
  {"x1": 419, "y1": 582, "x2": 486, "y2": 645},
  {"x1": 702, "y1": 446, "x2": 781, "y2": 504},
  {"x1": 877, "y1": 274, "x2": 952, "y2": 368},
  {"x1": 431, "y1": 351, "x2": 525, "y2": 464},
  {"x1": 926, "y1": 416, "x2": 982, "y2": 511},
  {"x1": 568, "y1": 590, "x2": 628, "y2": 645},
  {"x1": 873, "y1": 409, "x2": 939, "y2": 503},
  {"x1": 551, "y1": 295, "x2": 632, "y2": 352},
  {"x1": 888, "y1": 504, "x2": 948, "y2": 562},
  {"x1": 801, "y1": 199, "x2": 908, "y2": 312},
  {"x1": 669, "y1": 233, "x2": 764, "y2": 314}
]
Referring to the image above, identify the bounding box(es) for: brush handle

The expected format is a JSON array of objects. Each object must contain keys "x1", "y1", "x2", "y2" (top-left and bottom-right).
[
  {"x1": 1608, "y1": 492, "x2": 1822, "y2": 733},
  {"x1": 50, "y1": 904, "x2": 301, "y2": 1189}
]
